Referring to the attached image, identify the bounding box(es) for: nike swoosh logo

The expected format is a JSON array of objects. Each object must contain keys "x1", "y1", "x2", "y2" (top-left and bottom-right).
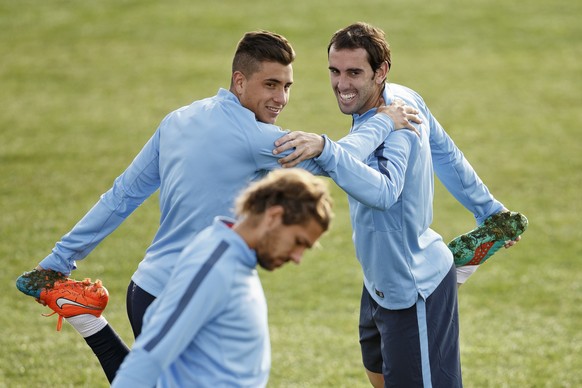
[{"x1": 56, "y1": 297, "x2": 100, "y2": 310}]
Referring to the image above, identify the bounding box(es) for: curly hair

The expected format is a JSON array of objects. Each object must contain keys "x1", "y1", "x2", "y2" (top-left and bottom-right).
[{"x1": 234, "y1": 169, "x2": 333, "y2": 231}]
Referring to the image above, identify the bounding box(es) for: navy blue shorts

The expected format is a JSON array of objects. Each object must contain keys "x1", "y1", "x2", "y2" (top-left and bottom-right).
[
  {"x1": 126, "y1": 280, "x2": 156, "y2": 337},
  {"x1": 359, "y1": 264, "x2": 462, "y2": 387}
]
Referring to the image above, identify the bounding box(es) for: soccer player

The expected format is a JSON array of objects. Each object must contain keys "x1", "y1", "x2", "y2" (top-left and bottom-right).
[
  {"x1": 16, "y1": 29, "x2": 420, "y2": 382},
  {"x1": 110, "y1": 169, "x2": 334, "y2": 387},
  {"x1": 272, "y1": 22, "x2": 526, "y2": 387}
]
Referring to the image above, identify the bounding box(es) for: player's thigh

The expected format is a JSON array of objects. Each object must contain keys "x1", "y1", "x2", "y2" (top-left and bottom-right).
[
  {"x1": 359, "y1": 284, "x2": 383, "y2": 375},
  {"x1": 376, "y1": 301, "x2": 425, "y2": 387},
  {"x1": 424, "y1": 264, "x2": 462, "y2": 387},
  {"x1": 126, "y1": 280, "x2": 156, "y2": 337}
]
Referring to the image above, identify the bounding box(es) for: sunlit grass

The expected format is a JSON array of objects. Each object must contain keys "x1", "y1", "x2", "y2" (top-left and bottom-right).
[{"x1": 1, "y1": 0, "x2": 581, "y2": 386}]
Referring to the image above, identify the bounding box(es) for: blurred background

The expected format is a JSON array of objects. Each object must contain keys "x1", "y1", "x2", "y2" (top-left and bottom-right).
[{"x1": 1, "y1": 0, "x2": 580, "y2": 386}]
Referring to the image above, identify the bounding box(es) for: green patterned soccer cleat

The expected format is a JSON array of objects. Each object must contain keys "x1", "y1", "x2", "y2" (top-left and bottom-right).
[{"x1": 448, "y1": 211, "x2": 528, "y2": 267}]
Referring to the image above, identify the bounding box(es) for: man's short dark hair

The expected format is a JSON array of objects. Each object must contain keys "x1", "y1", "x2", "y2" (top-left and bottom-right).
[
  {"x1": 232, "y1": 30, "x2": 296, "y2": 77},
  {"x1": 328, "y1": 22, "x2": 391, "y2": 71}
]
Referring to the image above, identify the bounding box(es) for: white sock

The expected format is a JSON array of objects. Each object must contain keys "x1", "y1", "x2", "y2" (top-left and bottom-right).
[
  {"x1": 456, "y1": 265, "x2": 479, "y2": 285},
  {"x1": 65, "y1": 315, "x2": 108, "y2": 337}
]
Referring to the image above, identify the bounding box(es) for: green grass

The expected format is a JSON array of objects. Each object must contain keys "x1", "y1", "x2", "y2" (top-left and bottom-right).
[{"x1": 1, "y1": 0, "x2": 581, "y2": 386}]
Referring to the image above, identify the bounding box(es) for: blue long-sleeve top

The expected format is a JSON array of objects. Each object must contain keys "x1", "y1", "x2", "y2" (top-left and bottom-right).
[
  {"x1": 314, "y1": 84, "x2": 504, "y2": 309},
  {"x1": 111, "y1": 217, "x2": 270, "y2": 387},
  {"x1": 39, "y1": 88, "x2": 395, "y2": 297}
]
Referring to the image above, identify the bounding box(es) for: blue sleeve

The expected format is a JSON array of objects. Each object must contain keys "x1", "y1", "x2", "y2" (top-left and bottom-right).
[
  {"x1": 425, "y1": 108, "x2": 504, "y2": 224},
  {"x1": 39, "y1": 128, "x2": 162, "y2": 275},
  {"x1": 315, "y1": 128, "x2": 415, "y2": 210},
  {"x1": 326, "y1": 112, "x2": 394, "y2": 161},
  {"x1": 250, "y1": 113, "x2": 394, "y2": 177},
  {"x1": 112, "y1": 243, "x2": 232, "y2": 387},
  {"x1": 247, "y1": 121, "x2": 326, "y2": 174}
]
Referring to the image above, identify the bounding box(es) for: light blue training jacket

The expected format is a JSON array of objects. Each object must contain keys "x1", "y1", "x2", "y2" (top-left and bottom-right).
[
  {"x1": 39, "y1": 88, "x2": 395, "y2": 297},
  {"x1": 111, "y1": 217, "x2": 270, "y2": 388},
  {"x1": 315, "y1": 83, "x2": 504, "y2": 309}
]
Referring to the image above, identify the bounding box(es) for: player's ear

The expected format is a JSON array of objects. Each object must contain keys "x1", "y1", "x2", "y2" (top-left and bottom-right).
[
  {"x1": 263, "y1": 205, "x2": 284, "y2": 228},
  {"x1": 374, "y1": 61, "x2": 389, "y2": 84},
  {"x1": 232, "y1": 71, "x2": 246, "y2": 95}
]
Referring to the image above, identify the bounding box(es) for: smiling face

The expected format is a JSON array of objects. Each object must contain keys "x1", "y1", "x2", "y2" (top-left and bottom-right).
[
  {"x1": 232, "y1": 61, "x2": 293, "y2": 124},
  {"x1": 328, "y1": 46, "x2": 388, "y2": 116}
]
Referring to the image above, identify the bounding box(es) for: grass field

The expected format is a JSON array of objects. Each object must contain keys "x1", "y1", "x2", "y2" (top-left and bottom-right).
[{"x1": 1, "y1": 0, "x2": 581, "y2": 387}]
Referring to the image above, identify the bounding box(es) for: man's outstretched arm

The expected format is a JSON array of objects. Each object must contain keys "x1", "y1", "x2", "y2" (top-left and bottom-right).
[{"x1": 273, "y1": 99, "x2": 420, "y2": 168}]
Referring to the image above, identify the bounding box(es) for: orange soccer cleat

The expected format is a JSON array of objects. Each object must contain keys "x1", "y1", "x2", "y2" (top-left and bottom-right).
[{"x1": 16, "y1": 269, "x2": 109, "y2": 331}]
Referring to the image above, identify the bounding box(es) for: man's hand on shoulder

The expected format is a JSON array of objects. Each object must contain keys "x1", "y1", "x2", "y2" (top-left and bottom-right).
[
  {"x1": 273, "y1": 131, "x2": 325, "y2": 168},
  {"x1": 377, "y1": 98, "x2": 421, "y2": 136}
]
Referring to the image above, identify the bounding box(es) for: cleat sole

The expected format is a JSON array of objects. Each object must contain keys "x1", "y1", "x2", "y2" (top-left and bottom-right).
[{"x1": 448, "y1": 211, "x2": 528, "y2": 267}]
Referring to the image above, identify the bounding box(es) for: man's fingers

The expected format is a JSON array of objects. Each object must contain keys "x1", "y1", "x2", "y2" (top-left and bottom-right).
[
  {"x1": 278, "y1": 151, "x2": 303, "y2": 168},
  {"x1": 407, "y1": 114, "x2": 422, "y2": 125},
  {"x1": 504, "y1": 235, "x2": 522, "y2": 249},
  {"x1": 406, "y1": 122, "x2": 420, "y2": 136},
  {"x1": 404, "y1": 106, "x2": 422, "y2": 125},
  {"x1": 274, "y1": 133, "x2": 294, "y2": 149},
  {"x1": 273, "y1": 139, "x2": 295, "y2": 155},
  {"x1": 274, "y1": 131, "x2": 325, "y2": 165},
  {"x1": 277, "y1": 149, "x2": 299, "y2": 164},
  {"x1": 404, "y1": 106, "x2": 419, "y2": 115}
]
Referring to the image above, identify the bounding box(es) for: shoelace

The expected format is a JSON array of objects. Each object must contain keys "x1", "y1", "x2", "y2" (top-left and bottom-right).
[
  {"x1": 42, "y1": 311, "x2": 64, "y2": 331},
  {"x1": 39, "y1": 279, "x2": 106, "y2": 332}
]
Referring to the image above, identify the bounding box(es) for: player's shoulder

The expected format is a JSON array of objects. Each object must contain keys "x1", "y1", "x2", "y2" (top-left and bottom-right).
[{"x1": 389, "y1": 83, "x2": 424, "y2": 101}]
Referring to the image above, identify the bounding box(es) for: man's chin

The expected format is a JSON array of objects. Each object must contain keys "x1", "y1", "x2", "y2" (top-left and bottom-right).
[
  {"x1": 255, "y1": 114, "x2": 278, "y2": 125},
  {"x1": 337, "y1": 101, "x2": 355, "y2": 115},
  {"x1": 257, "y1": 259, "x2": 275, "y2": 271}
]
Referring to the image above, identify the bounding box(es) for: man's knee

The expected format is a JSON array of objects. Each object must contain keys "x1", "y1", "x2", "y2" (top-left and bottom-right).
[{"x1": 365, "y1": 368, "x2": 384, "y2": 388}]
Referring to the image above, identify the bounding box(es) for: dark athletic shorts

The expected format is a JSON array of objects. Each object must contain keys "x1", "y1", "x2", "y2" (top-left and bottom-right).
[
  {"x1": 359, "y1": 264, "x2": 462, "y2": 387},
  {"x1": 126, "y1": 280, "x2": 156, "y2": 338}
]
